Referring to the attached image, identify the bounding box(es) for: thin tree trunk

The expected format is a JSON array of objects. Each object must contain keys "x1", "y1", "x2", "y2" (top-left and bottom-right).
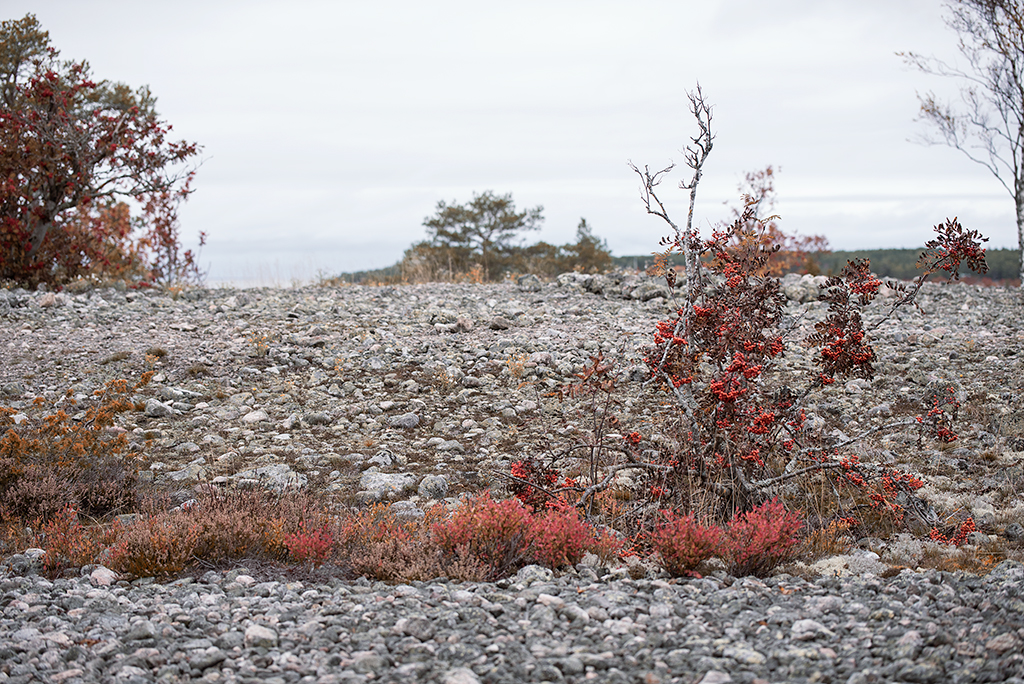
[{"x1": 1017, "y1": 189, "x2": 1024, "y2": 286}]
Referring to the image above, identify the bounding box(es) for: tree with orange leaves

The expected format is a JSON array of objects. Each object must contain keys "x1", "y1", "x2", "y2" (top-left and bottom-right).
[{"x1": 722, "y1": 167, "x2": 830, "y2": 276}]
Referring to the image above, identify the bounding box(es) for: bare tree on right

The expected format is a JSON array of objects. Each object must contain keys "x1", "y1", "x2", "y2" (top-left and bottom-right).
[{"x1": 900, "y1": 0, "x2": 1024, "y2": 285}]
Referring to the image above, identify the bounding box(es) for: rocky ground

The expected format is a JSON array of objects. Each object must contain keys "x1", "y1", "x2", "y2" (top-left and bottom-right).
[
  {"x1": 0, "y1": 559, "x2": 1022, "y2": 683},
  {"x1": 1, "y1": 271, "x2": 1023, "y2": 564},
  {"x1": 2, "y1": 272, "x2": 1024, "y2": 683}
]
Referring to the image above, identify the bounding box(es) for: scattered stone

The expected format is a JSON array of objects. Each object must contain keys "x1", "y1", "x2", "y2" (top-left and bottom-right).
[
  {"x1": 418, "y1": 474, "x2": 449, "y2": 499},
  {"x1": 243, "y1": 624, "x2": 277, "y2": 648},
  {"x1": 165, "y1": 459, "x2": 206, "y2": 483},
  {"x1": 516, "y1": 274, "x2": 542, "y2": 292},
  {"x1": 89, "y1": 566, "x2": 118, "y2": 587},
  {"x1": 389, "y1": 412, "x2": 419, "y2": 429},
  {"x1": 791, "y1": 618, "x2": 835, "y2": 641},
  {"x1": 144, "y1": 398, "x2": 175, "y2": 417},
  {"x1": 232, "y1": 464, "x2": 307, "y2": 491},
  {"x1": 241, "y1": 408, "x2": 269, "y2": 423},
  {"x1": 1, "y1": 276, "x2": 1023, "y2": 681},
  {"x1": 358, "y1": 471, "x2": 417, "y2": 501},
  {"x1": 389, "y1": 500, "x2": 425, "y2": 522},
  {"x1": 442, "y1": 667, "x2": 481, "y2": 684}
]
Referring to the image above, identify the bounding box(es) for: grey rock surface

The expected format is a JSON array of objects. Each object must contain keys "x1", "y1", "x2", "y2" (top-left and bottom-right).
[{"x1": 0, "y1": 560, "x2": 1020, "y2": 683}]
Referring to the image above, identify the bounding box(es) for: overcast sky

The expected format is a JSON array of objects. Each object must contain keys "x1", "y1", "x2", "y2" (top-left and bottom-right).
[{"x1": 10, "y1": 1, "x2": 1017, "y2": 284}]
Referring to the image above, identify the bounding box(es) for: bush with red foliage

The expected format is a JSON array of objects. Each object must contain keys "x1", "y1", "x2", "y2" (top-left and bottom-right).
[
  {"x1": 433, "y1": 493, "x2": 534, "y2": 579},
  {"x1": 508, "y1": 457, "x2": 561, "y2": 510},
  {"x1": 433, "y1": 492, "x2": 620, "y2": 576},
  {"x1": 529, "y1": 502, "x2": 614, "y2": 569},
  {"x1": 284, "y1": 521, "x2": 335, "y2": 567},
  {"x1": 632, "y1": 89, "x2": 987, "y2": 536},
  {"x1": 0, "y1": 15, "x2": 202, "y2": 288},
  {"x1": 723, "y1": 499, "x2": 804, "y2": 578},
  {"x1": 649, "y1": 512, "x2": 724, "y2": 577},
  {"x1": 34, "y1": 504, "x2": 110, "y2": 575}
]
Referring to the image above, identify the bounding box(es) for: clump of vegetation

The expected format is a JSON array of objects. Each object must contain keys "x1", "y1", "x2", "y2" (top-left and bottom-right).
[
  {"x1": 336, "y1": 192, "x2": 614, "y2": 284},
  {"x1": 0, "y1": 373, "x2": 151, "y2": 523}
]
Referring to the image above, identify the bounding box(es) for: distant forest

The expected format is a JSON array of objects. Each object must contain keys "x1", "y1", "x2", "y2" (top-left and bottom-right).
[{"x1": 612, "y1": 248, "x2": 1020, "y2": 283}]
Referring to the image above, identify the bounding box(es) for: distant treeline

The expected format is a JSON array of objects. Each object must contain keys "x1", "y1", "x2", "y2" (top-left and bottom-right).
[
  {"x1": 338, "y1": 248, "x2": 1020, "y2": 285},
  {"x1": 612, "y1": 248, "x2": 1020, "y2": 283}
]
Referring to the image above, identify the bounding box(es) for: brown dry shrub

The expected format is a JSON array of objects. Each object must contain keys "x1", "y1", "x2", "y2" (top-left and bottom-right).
[
  {"x1": 800, "y1": 519, "x2": 855, "y2": 561},
  {"x1": 0, "y1": 375, "x2": 149, "y2": 522},
  {"x1": 916, "y1": 543, "x2": 1020, "y2": 575},
  {"x1": 188, "y1": 489, "x2": 276, "y2": 560},
  {"x1": 107, "y1": 513, "x2": 201, "y2": 579},
  {"x1": 334, "y1": 504, "x2": 488, "y2": 582}
]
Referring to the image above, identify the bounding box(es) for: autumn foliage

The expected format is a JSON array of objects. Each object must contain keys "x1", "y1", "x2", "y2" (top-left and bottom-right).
[{"x1": 0, "y1": 15, "x2": 202, "y2": 288}]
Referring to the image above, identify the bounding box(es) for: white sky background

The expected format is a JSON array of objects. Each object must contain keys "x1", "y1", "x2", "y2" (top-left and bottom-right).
[{"x1": 10, "y1": 0, "x2": 1017, "y2": 285}]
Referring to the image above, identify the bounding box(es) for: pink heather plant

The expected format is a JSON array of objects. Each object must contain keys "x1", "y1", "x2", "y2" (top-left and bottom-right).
[
  {"x1": 528, "y1": 502, "x2": 603, "y2": 569},
  {"x1": 433, "y1": 493, "x2": 533, "y2": 579}
]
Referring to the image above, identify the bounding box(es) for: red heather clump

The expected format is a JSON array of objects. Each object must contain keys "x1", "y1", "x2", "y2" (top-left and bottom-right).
[
  {"x1": 35, "y1": 505, "x2": 107, "y2": 575},
  {"x1": 433, "y1": 493, "x2": 533, "y2": 579},
  {"x1": 724, "y1": 499, "x2": 803, "y2": 578},
  {"x1": 283, "y1": 521, "x2": 335, "y2": 567},
  {"x1": 528, "y1": 502, "x2": 605, "y2": 569},
  {"x1": 648, "y1": 512, "x2": 724, "y2": 577}
]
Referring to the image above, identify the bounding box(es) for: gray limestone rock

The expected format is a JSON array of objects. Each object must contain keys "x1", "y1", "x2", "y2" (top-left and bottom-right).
[
  {"x1": 232, "y1": 464, "x2": 307, "y2": 491},
  {"x1": 417, "y1": 474, "x2": 449, "y2": 499},
  {"x1": 389, "y1": 412, "x2": 420, "y2": 429},
  {"x1": 358, "y1": 471, "x2": 417, "y2": 501},
  {"x1": 144, "y1": 398, "x2": 175, "y2": 417}
]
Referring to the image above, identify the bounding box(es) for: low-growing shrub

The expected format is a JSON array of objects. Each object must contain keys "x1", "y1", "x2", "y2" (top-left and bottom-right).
[
  {"x1": 800, "y1": 517, "x2": 857, "y2": 560},
  {"x1": 188, "y1": 488, "x2": 288, "y2": 561},
  {"x1": 34, "y1": 505, "x2": 110, "y2": 575},
  {"x1": 724, "y1": 499, "x2": 804, "y2": 577},
  {"x1": 528, "y1": 502, "x2": 606, "y2": 569},
  {"x1": 333, "y1": 504, "x2": 488, "y2": 582},
  {"x1": 649, "y1": 512, "x2": 724, "y2": 577},
  {"x1": 0, "y1": 374, "x2": 150, "y2": 521},
  {"x1": 107, "y1": 514, "x2": 201, "y2": 579},
  {"x1": 284, "y1": 521, "x2": 334, "y2": 567},
  {"x1": 433, "y1": 493, "x2": 533, "y2": 580}
]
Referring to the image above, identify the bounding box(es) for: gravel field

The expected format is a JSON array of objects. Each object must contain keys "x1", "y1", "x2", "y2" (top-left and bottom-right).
[{"x1": 1, "y1": 273, "x2": 1023, "y2": 683}]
